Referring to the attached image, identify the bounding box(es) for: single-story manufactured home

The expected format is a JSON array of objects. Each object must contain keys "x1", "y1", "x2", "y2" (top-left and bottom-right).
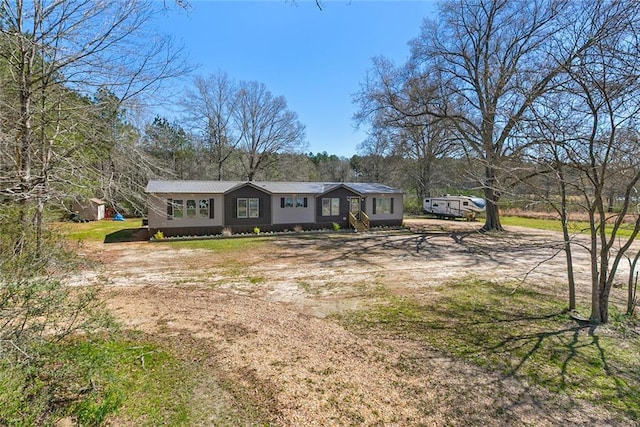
[{"x1": 146, "y1": 180, "x2": 404, "y2": 237}]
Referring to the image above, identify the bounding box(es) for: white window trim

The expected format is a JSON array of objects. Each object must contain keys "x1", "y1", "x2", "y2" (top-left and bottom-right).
[
  {"x1": 238, "y1": 197, "x2": 259, "y2": 218},
  {"x1": 322, "y1": 197, "x2": 340, "y2": 216},
  {"x1": 237, "y1": 198, "x2": 248, "y2": 218},
  {"x1": 173, "y1": 199, "x2": 184, "y2": 219}
]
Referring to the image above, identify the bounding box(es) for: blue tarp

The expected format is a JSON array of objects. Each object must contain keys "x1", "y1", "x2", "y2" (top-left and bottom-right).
[{"x1": 113, "y1": 213, "x2": 125, "y2": 221}]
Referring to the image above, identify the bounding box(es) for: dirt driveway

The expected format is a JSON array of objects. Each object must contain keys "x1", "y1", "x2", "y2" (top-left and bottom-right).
[{"x1": 77, "y1": 218, "x2": 636, "y2": 426}]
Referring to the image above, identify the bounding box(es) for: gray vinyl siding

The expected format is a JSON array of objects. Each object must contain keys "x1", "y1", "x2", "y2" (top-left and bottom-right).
[
  {"x1": 224, "y1": 185, "x2": 271, "y2": 229},
  {"x1": 146, "y1": 180, "x2": 404, "y2": 235},
  {"x1": 315, "y1": 186, "x2": 360, "y2": 229},
  {"x1": 147, "y1": 193, "x2": 224, "y2": 230},
  {"x1": 272, "y1": 194, "x2": 315, "y2": 224},
  {"x1": 365, "y1": 194, "x2": 404, "y2": 225}
]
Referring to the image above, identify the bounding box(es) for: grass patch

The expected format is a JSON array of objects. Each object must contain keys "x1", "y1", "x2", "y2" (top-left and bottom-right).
[
  {"x1": 159, "y1": 237, "x2": 268, "y2": 252},
  {"x1": 101, "y1": 340, "x2": 193, "y2": 426},
  {"x1": 56, "y1": 219, "x2": 143, "y2": 242},
  {"x1": 337, "y1": 277, "x2": 640, "y2": 418},
  {"x1": 499, "y1": 215, "x2": 638, "y2": 238},
  {"x1": 70, "y1": 333, "x2": 193, "y2": 426},
  {"x1": 0, "y1": 331, "x2": 194, "y2": 426}
]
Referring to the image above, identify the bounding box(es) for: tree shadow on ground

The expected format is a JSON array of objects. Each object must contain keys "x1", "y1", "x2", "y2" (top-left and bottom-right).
[
  {"x1": 278, "y1": 228, "x2": 557, "y2": 270},
  {"x1": 104, "y1": 228, "x2": 149, "y2": 243},
  {"x1": 484, "y1": 315, "x2": 640, "y2": 419},
  {"x1": 395, "y1": 302, "x2": 640, "y2": 421}
]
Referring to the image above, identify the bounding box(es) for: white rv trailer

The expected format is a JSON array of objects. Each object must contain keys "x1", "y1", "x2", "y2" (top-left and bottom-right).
[{"x1": 423, "y1": 195, "x2": 486, "y2": 220}]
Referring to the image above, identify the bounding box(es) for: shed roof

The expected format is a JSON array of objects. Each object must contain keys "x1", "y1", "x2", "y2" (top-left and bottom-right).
[{"x1": 145, "y1": 180, "x2": 403, "y2": 195}]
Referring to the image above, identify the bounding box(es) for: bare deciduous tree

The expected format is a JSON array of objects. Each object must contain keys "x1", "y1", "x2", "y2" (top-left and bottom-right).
[
  {"x1": 0, "y1": 1, "x2": 187, "y2": 418},
  {"x1": 408, "y1": 0, "x2": 635, "y2": 232},
  {"x1": 181, "y1": 72, "x2": 244, "y2": 180},
  {"x1": 0, "y1": 0, "x2": 187, "y2": 247},
  {"x1": 354, "y1": 57, "x2": 457, "y2": 199},
  {"x1": 353, "y1": 129, "x2": 396, "y2": 185},
  {"x1": 234, "y1": 80, "x2": 306, "y2": 181},
  {"x1": 522, "y1": 7, "x2": 640, "y2": 323}
]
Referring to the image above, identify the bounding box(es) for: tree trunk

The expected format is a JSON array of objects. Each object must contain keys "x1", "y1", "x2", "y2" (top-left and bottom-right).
[
  {"x1": 482, "y1": 199, "x2": 502, "y2": 232},
  {"x1": 481, "y1": 166, "x2": 503, "y2": 232},
  {"x1": 599, "y1": 289, "x2": 610, "y2": 324},
  {"x1": 607, "y1": 194, "x2": 614, "y2": 213},
  {"x1": 627, "y1": 250, "x2": 640, "y2": 315},
  {"x1": 629, "y1": 270, "x2": 638, "y2": 316},
  {"x1": 15, "y1": 39, "x2": 33, "y2": 257},
  {"x1": 35, "y1": 197, "x2": 44, "y2": 257},
  {"x1": 589, "y1": 216, "x2": 602, "y2": 323},
  {"x1": 558, "y1": 168, "x2": 576, "y2": 311},
  {"x1": 562, "y1": 227, "x2": 576, "y2": 311}
]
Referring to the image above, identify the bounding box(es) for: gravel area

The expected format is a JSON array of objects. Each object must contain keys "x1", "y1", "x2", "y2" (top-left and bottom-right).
[{"x1": 73, "y1": 218, "x2": 637, "y2": 426}]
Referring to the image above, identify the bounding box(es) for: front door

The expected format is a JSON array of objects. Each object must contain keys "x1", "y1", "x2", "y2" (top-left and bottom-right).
[
  {"x1": 350, "y1": 197, "x2": 361, "y2": 220},
  {"x1": 447, "y1": 200, "x2": 460, "y2": 217}
]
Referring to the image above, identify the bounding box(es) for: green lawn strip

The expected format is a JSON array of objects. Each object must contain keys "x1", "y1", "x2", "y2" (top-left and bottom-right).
[
  {"x1": 162, "y1": 236, "x2": 268, "y2": 251},
  {"x1": 56, "y1": 219, "x2": 143, "y2": 242},
  {"x1": 337, "y1": 277, "x2": 640, "y2": 418},
  {"x1": 499, "y1": 215, "x2": 638, "y2": 238}
]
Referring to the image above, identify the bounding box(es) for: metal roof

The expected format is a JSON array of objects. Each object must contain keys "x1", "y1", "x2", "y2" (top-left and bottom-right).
[
  {"x1": 146, "y1": 180, "x2": 403, "y2": 195},
  {"x1": 253, "y1": 182, "x2": 326, "y2": 194},
  {"x1": 145, "y1": 180, "x2": 242, "y2": 194},
  {"x1": 342, "y1": 182, "x2": 403, "y2": 194}
]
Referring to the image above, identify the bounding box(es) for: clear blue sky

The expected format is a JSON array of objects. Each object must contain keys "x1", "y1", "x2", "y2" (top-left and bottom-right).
[{"x1": 155, "y1": 1, "x2": 437, "y2": 158}]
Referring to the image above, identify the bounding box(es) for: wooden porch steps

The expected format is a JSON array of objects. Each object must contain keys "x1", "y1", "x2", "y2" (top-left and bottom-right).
[
  {"x1": 349, "y1": 211, "x2": 370, "y2": 232},
  {"x1": 352, "y1": 220, "x2": 369, "y2": 232}
]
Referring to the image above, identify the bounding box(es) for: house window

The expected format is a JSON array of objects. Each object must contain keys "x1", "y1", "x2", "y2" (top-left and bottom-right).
[
  {"x1": 186, "y1": 199, "x2": 196, "y2": 218},
  {"x1": 237, "y1": 198, "x2": 247, "y2": 218},
  {"x1": 249, "y1": 198, "x2": 259, "y2": 218},
  {"x1": 373, "y1": 197, "x2": 394, "y2": 215},
  {"x1": 173, "y1": 199, "x2": 184, "y2": 219},
  {"x1": 281, "y1": 197, "x2": 308, "y2": 208},
  {"x1": 322, "y1": 197, "x2": 340, "y2": 216},
  {"x1": 199, "y1": 199, "x2": 209, "y2": 218},
  {"x1": 237, "y1": 198, "x2": 259, "y2": 218}
]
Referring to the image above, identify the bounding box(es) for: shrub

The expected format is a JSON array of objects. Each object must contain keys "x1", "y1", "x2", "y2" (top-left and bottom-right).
[
  {"x1": 403, "y1": 196, "x2": 423, "y2": 215},
  {"x1": 0, "y1": 204, "x2": 115, "y2": 424},
  {"x1": 332, "y1": 222, "x2": 341, "y2": 231},
  {"x1": 153, "y1": 230, "x2": 164, "y2": 240},
  {"x1": 253, "y1": 226, "x2": 260, "y2": 235}
]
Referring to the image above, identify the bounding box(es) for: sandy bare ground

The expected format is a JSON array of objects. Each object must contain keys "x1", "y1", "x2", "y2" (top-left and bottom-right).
[{"x1": 74, "y1": 218, "x2": 637, "y2": 426}]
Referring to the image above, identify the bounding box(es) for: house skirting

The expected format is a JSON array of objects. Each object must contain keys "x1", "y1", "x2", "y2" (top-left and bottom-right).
[{"x1": 150, "y1": 219, "x2": 402, "y2": 238}]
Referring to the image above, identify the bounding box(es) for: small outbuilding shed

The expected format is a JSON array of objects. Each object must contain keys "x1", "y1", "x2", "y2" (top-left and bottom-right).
[{"x1": 72, "y1": 198, "x2": 106, "y2": 221}]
